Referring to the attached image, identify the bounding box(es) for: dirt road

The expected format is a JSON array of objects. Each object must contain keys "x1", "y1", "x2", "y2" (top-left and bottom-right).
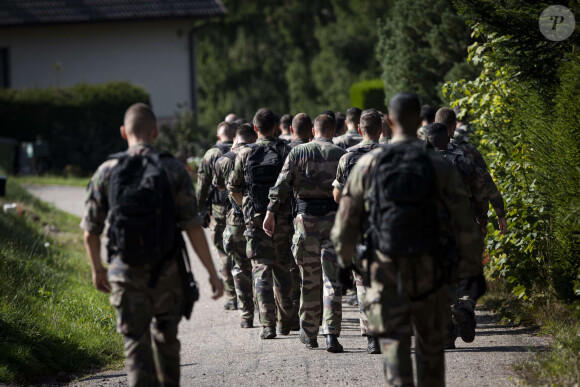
[{"x1": 26, "y1": 185, "x2": 548, "y2": 386}]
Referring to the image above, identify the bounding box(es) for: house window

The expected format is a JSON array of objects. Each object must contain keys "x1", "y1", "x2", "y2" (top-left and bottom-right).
[{"x1": 0, "y1": 48, "x2": 10, "y2": 88}]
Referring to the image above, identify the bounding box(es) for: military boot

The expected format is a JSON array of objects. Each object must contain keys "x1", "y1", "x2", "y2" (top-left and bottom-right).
[
  {"x1": 260, "y1": 326, "x2": 276, "y2": 339},
  {"x1": 224, "y1": 299, "x2": 238, "y2": 311},
  {"x1": 453, "y1": 305, "x2": 476, "y2": 343},
  {"x1": 299, "y1": 329, "x2": 318, "y2": 349},
  {"x1": 444, "y1": 322, "x2": 457, "y2": 349},
  {"x1": 366, "y1": 336, "x2": 381, "y2": 354},
  {"x1": 325, "y1": 334, "x2": 344, "y2": 353}
]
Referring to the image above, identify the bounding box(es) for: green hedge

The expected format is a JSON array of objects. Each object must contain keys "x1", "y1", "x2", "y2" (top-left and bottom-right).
[
  {"x1": 349, "y1": 79, "x2": 387, "y2": 112},
  {"x1": 0, "y1": 82, "x2": 150, "y2": 173}
]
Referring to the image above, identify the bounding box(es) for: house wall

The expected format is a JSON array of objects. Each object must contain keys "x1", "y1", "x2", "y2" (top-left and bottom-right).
[{"x1": 0, "y1": 19, "x2": 196, "y2": 118}]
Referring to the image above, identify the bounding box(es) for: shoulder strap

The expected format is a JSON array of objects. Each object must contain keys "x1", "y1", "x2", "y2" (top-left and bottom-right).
[
  {"x1": 107, "y1": 151, "x2": 128, "y2": 160},
  {"x1": 213, "y1": 143, "x2": 231, "y2": 154}
]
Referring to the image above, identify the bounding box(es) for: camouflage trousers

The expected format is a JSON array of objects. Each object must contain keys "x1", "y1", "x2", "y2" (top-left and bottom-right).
[
  {"x1": 353, "y1": 268, "x2": 371, "y2": 336},
  {"x1": 224, "y1": 222, "x2": 255, "y2": 323},
  {"x1": 245, "y1": 213, "x2": 297, "y2": 328},
  {"x1": 292, "y1": 212, "x2": 342, "y2": 339},
  {"x1": 108, "y1": 257, "x2": 183, "y2": 387},
  {"x1": 210, "y1": 215, "x2": 236, "y2": 303}
]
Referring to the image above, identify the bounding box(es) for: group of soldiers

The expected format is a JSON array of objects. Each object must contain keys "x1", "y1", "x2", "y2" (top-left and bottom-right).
[
  {"x1": 196, "y1": 93, "x2": 506, "y2": 385},
  {"x1": 82, "y1": 92, "x2": 506, "y2": 386}
]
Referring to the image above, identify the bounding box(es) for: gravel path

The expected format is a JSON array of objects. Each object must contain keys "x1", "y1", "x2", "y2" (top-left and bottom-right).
[{"x1": 25, "y1": 185, "x2": 549, "y2": 386}]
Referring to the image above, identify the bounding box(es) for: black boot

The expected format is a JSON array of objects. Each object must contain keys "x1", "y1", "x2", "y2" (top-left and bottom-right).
[
  {"x1": 366, "y1": 336, "x2": 381, "y2": 354},
  {"x1": 453, "y1": 306, "x2": 476, "y2": 343},
  {"x1": 260, "y1": 326, "x2": 276, "y2": 339},
  {"x1": 299, "y1": 329, "x2": 318, "y2": 349},
  {"x1": 325, "y1": 334, "x2": 344, "y2": 353}
]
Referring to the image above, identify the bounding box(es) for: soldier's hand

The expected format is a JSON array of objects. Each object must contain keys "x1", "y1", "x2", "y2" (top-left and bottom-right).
[
  {"x1": 498, "y1": 216, "x2": 507, "y2": 235},
  {"x1": 263, "y1": 211, "x2": 276, "y2": 238},
  {"x1": 209, "y1": 274, "x2": 224, "y2": 300},
  {"x1": 92, "y1": 267, "x2": 111, "y2": 293}
]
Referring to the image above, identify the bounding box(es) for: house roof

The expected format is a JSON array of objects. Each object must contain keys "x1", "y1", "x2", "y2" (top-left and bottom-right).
[{"x1": 0, "y1": 0, "x2": 227, "y2": 27}]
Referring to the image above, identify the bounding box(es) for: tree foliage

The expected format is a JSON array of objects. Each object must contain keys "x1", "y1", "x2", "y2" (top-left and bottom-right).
[{"x1": 445, "y1": 0, "x2": 580, "y2": 302}]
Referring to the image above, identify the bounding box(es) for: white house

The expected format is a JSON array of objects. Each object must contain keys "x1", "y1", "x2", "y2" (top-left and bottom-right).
[{"x1": 0, "y1": 0, "x2": 226, "y2": 119}]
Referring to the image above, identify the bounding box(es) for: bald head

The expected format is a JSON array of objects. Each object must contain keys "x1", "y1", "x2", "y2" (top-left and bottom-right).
[
  {"x1": 123, "y1": 103, "x2": 157, "y2": 141},
  {"x1": 217, "y1": 121, "x2": 235, "y2": 141},
  {"x1": 388, "y1": 93, "x2": 421, "y2": 135},
  {"x1": 314, "y1": 114, "x2": 336, "y2": 138},
  {"x1": 434, "y1": 108, "x2": 457, "y2": 137},
  {"x1": 225, "y1": 113, "x2": 238, "y2": 123}
]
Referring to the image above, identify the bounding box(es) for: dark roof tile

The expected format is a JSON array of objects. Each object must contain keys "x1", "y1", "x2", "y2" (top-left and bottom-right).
[{"x1": 0, "y1": 0, "x2": 227, "y2": 27}]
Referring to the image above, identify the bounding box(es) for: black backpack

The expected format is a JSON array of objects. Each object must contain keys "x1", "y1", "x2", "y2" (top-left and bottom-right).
[
  {"x1": 209, "y1": 143, "x2": 232, "y2": 206},
  {"x1": 367, "y1": 142, "x2": 440, "y2": 258},
  {"x1": 343, "y1": 144, "x2": 378, "y2": 183},
  {"x1": 106, "y1": 151, "x2": 178, "y2": 266},
  {"x1": 245, "y1": 140, "x2": 287, "y2": 214}
]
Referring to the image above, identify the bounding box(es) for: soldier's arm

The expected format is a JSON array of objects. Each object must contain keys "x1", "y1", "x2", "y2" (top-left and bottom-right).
[
  {"x1": 227, "y1": 151, "x2": 246, "y2": 206},
  {"x1": 184, "y1": 226, "x2": 224, "y2": 300},
  {"x1": 470, "y1": 145, "x2": 506, "y2": 220},
  {"x1": 332, "y1": 154, "x2": 348, "y2": 203},
  {"x1": 466, "y1": 161, "x2": 489, "y2": 229},
  {"x1": 196, "y1": 150, "x2": 213, "y2": 205},
  {"x1": 439, "y1": 161, "x2": 484, "y2": 278},
  {"x1": 331, "y1": 155, "x2": 372, "y2": 269},
  {"x1": 267, "y1": 150, "x2": 295, "y2": 214},
  {"x1": 213, "y1": 157, "x2": 227, "y2": 191}
]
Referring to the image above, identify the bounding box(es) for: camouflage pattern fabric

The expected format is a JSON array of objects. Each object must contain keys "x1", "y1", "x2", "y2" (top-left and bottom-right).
[
  {"x1": 451, "y1": 139, "x2": 506, "y2": 218},
  {"x1": 333, "y1": 129, "x2": 363, "y2": 149},
  {"x1": 268, "y1": 137, "x2": 346, "y2": 339},
  {"x1": 288, "y1": 137, "x2": 308, "y2": 148},
  {"x1": 417, "y1": 125, "x2": 427, "y2": 140},
  {"x1": 332, "y1": 139, "x2": 378, "y2": 193},
  {"x1": 227, "y1": 137, "x2": 297, "y2": 328},
  {"x1": 224, "y1": 223, "x2": 255, "y2": 323},
  {"x1": 198, "y1": 141, "x2": 236, "y2": 304},
  {"x1": 438, "y1": 146, "x2": 489, "y2": 227},
  {"x1": 81, "y1": 144, "x2": 203, "y2": 386},
  {"x1": 379, "y1": 137, "x2": 391, "y2": 145},
  {"x1": 331, "y1": 135, "x2": 484, "y2": 385},
  {"x1": 453, "y1": 123, "x2": 473, "y2": 143},
  {"x1": 353, "y1": 260, "x2": 371, "y2": 336},
  {"x1": 108, "y1": 258, "x2": 183, "y2": 387}
]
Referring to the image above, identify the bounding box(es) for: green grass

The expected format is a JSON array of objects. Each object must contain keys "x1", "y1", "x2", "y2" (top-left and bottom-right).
[
  {"x1": 0, "y1": 179, "x2": 122, "y2": 384},
  {"x1": 480, "y1": 280, "x2": 580, "y2": 386},
  {"x1": 13, "y1": 174, "x2": 90, "y2": 188}
]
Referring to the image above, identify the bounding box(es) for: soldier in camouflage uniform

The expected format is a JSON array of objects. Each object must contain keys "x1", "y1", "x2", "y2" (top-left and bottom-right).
[
  {"x1": 288, "y1": 113, "x2": 313, "y2": 149},
  {"x1": 331, "y1": 93, "x2": 485, "y2": 386},
  {"x1": 435, "y1": 108, "x2": 507, "y2": 234},
  {"x1": 332, "y1": 110, "x2": 382, "y2": 354},
  {"x1": 214, "y1": 123, "x2": 258, "y2": 328},
  {"x1": 227, "y1": 108, "x2": 296, "y2": 340},
  {"x1": 81, "y1": 103, "x2": 223, "y2": 386},
  {"x1": 379, "y1": 114, "x2": 392, "y2": 144},
  {"x1": 417, "y1": 104, "x2": 436, "y2": 140},
  {"x1": 198, "y1": 122, "x2": 237, "y2": 310},
  {"x1": 264, "y1": 113, "x2": 346, "y2": 352},
  {"x1": 333, "y1": 107, "x2": 363, "y2": 149},
  {"x1": 278, "y1": 114, "x2": 293, "y2": 142}
]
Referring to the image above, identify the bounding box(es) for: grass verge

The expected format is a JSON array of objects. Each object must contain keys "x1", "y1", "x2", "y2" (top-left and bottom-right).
[
  {"x1": 480, "y1": 280, "x2": 580, "y2": 385},
  {"x1": 13, "y1": 175, "x2": 90, "y2": 188},
  {"x1": 0, "y1": 179, "x2": 122, "y2": 384}
]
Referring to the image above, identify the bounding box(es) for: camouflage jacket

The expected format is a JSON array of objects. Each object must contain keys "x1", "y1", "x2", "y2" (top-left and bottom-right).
[
  {"x1": 333, "y1": 129, "x2": 363, "y2": 149},
  {"x1": 197, "y1": 140, "x2": 234, "y2": 219},
  {"x1": 450, "y1": 139, "x2": 506, "y2": 218},
  {"x1": 333, "y1": 139, "x2": 379, "y2": 193},
  {"x1": 288, "y1": 137, "x2": 309, "y2": 148},
  {"x1": 331, "y1": 135, "x2": 484, "y2": 284},
  {"x1": 227, "y1": 137, "x2": 292, "y2": 225},
  {"x1": 417, "y1": 125, "x2": 427, "y2": 140},
  {"x1": 80, "y1": 144, "x2": 202, "y2": 236},
  {"x1": 214, "y1": 142, "x2": 250, "y2": 226},
  {"x1": 438, "y1": 146, "x2": 489, "y2": 226},
  {"x1": 379, "y1": 136, "x2": 391, "y2": 145},
  {"x1": 268, "y1": 137, "x2": 346, "y2": 213},
  {"x1": 453, "y1": 124, "x2": 472, "y2": 143}
]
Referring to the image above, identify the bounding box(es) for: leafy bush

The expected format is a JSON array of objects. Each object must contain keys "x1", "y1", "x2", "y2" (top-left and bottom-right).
[
  {"x1": 0, "y1": 82, "x2": 150, "y2": 174},
  {"x1": 349, "y1": 79, "x2": 387, "y2": 112}
]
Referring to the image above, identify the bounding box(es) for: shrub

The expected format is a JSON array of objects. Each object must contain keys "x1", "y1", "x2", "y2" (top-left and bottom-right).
[
  {"x1": 349, "y1": 79, "x2": 387, "y2": 112},
  {"x1": 0, "y1": 82, "x2": 150, "y2": 174}
]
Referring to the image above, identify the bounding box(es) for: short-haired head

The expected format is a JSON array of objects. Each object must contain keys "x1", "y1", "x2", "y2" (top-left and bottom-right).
[
  {"x1": 234, "y1": 118, "x2": 247, "y2": 127},
  {"x1": 217, "y1": 121, "x2": 235, "y2": 141},
  {"x1": 420, "y1": 105, "x2": 436, "y2": 124},
  {"x1": 453, "y1": 106, "x2": 469, "y2": 123},
  {"x1": 335, "y1": 112, "x2": 346, "y2": 136},
  {"x1": 123, "y1": 103, "x2": 157, "y2": 140},
  {"x1": 359, "y1": 109, "x2": 382, "y2": 139},
  {"x1": 280, "y1": 114, "x2": 293, "y2": 133},
  {"x1": 321, "y1": 110, "x2": 335, "y2": 120},
  {"x1": 388, "y1": 93, "x2": 421, "y2": 134},
  {"x1": 236, "y1": 123, "x2": 257, "y2": 143},
  {"x1": 435, "y1": 107, "x2": 457, "y2": 137},
  {"x1": 346, "y1": 107, "x2": 362, "y2": 128},
  {"x1": 314, "y1": 114, "x2": 336, "y2": 138},
  {"x1": 253, "y1": 108, "x2": 278, "y2": 135},
  {"x1": 225, "y1": 113, "x2": 238, "y2": 123},
  {"x1": 292, "y1": 113, "x2": 312, "y2": 140},
  {"x1": 424, "y1": 123, "x2": 449, "y2": 150}
]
